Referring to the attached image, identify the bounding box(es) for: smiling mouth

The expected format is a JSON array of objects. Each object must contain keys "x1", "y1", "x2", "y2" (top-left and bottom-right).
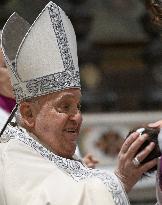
[
  {"x1": 64, "y1": 128, "x2": 78, "y2": 133},
  {"x1": 63, "y1": 128, "x2": 80, "y2": 138}
]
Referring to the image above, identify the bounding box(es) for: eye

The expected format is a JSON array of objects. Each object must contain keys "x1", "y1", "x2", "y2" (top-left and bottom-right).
[
  {"x1": 56, "y1": 103, "x2": 70, "y2": 113},
  {"x1": 56, "y1": 102, "x2": 81, "y2": 114}
]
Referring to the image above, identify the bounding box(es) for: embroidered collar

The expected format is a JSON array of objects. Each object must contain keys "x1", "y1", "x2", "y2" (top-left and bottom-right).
[{"x1": 2, "y1": 124, "x2": 130, "y2": 205}]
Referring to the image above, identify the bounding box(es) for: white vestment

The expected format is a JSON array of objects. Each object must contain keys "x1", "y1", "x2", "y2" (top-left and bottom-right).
[
  {"x1": 0, "y1": 107, "x2": 9, "y2": 131},
  {"x1": 0, "y1": 124, "x2": 130, "y2": 205}
]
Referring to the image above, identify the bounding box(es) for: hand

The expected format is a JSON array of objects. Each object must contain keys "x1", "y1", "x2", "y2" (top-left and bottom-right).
[
  {"x1": 115, "y1": 132, "x2": 157, "y2": 193},
  {"x1": 83, "y1": 153, "x2": 99, "y2": 169},
  {"x1": 148, "y1": 120, "x2": 162, "y2": 128}
]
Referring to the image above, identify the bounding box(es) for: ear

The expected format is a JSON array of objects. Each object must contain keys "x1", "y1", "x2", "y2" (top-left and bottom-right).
[{"x1": 19, "y1": 102, "x2": 35, "y2": 128}]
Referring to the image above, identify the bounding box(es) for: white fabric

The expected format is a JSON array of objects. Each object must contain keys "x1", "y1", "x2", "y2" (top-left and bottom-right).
[
  {"x1": 158, "y1": 129, "x2": 162, "y2": 152},
  {"x1": 0, "y1": 139, "x2": 115, "y2": 205},
  {"x1": 1, "y1": 1, "x2": 80, "y2": 103},
  {"x1": 0, "y1": 125, "x2": 130, "y2": 205},
  {"x1": 75, "y1": 145, "x2": 82, "y2": 158},
  {"x1": 17, "y1": 6, "x2": 66, "y2": 80},
  {"x1": 0, "y1": 107, "x2": 9, "y2": 131}
]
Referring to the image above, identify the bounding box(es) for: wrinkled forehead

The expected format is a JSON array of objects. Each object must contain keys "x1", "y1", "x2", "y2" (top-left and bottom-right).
[
  {"x1": 49, "y1": 88, "x2": 82, "y2": 101},
  {"x1": 29, "y1": 88, "x2": 82, "y2": 103}
]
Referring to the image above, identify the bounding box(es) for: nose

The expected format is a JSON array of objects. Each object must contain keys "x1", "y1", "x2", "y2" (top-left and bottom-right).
[{"x1": 69, "y1": 109, "x2": 82, "y2": 123}]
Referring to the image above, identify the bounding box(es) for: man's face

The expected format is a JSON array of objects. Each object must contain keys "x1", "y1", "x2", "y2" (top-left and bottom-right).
[{"x1": 32, "y1": 88, "x2": 82, "y2": 159}]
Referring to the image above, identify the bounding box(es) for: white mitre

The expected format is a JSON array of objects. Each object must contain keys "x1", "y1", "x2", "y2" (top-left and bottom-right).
[{"x1": 1, "y1": 1, "x2": 80, "y2": 103}]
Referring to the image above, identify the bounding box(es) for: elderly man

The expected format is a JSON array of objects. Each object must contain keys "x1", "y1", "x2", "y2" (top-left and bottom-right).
[{"x1": 0, "y1": 1, "x2": 157, "y2": 205}]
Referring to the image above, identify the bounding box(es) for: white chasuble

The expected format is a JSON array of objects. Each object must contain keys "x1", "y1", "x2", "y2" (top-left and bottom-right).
[
  {"x1": 0, "y1": 107, "x2": 9, "y2": 131},
  {"x1": 0, "y1": 125, "x2": 130, "y2": 205}
]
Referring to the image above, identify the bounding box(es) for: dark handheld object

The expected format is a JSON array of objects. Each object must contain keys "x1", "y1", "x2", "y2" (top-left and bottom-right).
[{"x1": 127, "y1": 126, "x2": 161, "y2": 174}]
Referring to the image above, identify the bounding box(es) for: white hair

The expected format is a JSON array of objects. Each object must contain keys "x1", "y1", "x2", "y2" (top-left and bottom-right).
[{"x1": 13, "y1": 105, "x2": 22, "y2": 126}]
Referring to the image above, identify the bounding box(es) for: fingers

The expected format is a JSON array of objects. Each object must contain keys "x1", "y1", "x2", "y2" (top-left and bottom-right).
[
  {"x1": 83, "y1": 153, "x2": 99, "y2": 169},
  {"x1": 84, "y1": 154, "x2": 99, "y2": 163},
  {"x1": 116, "y1": 127, "x2": 158, "y2": 193},
  {"x1": 148, "y1": 120, "x2": 162, "y2": 128},
  {"x1": 140, "y1": 158, "x2": 157, "y2": 174},
  {"x1": 126, "y1": 134, "x2": 148, "y2": 158},
  {"x1": 120, "y1": 132, "x2": 139, "y2": 154},
  {"x1": 86, "y1": 162, "x2": 96, "y2": 169},
  {"x1": 89, "y1": 155, "x2": 99, "y2": 164},
  {"x1": 136, "y1": 142, "x2": 155, "y2": 163},
  {"x1": 120, "y1": 131, "x2": 156, "y2": 163}
]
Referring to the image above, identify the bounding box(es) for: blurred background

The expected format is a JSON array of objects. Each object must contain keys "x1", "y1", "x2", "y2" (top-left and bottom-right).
[{"x1": 1, "y1": 0, "x2": 162, "y2": 204}]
